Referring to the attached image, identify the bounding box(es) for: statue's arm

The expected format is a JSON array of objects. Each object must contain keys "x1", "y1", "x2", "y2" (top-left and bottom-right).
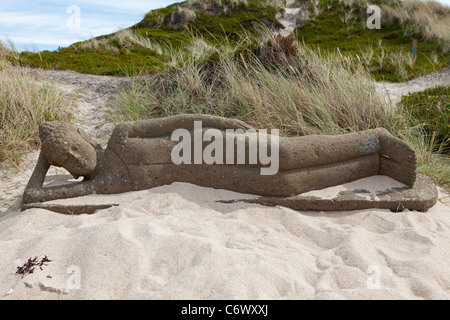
[
  {"x1": 22, "y1": 152, "x2": 94, "y2": 204},
  {"x1": 22, "y1": 152, "x2": 50, "y2": 204},
  {"x1": 24, "y1": 152, "x2": 50, "y2": 190},
  {"x1": 117, "y1": 114, "x2": 253, "y2": 139},
  {"x1": 22, "y1": 181, "x2": 94, "y2": 204}
]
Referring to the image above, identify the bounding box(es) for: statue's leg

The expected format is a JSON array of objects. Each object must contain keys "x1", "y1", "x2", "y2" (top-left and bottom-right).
[
  {"x1": 277, "y1": 130, "x2": 382, "y2": 170},
  {"x1": 124, "y1": 152, "x2": 379, "y2": 197},
  {"x1": 376, "y1": 128, "x2": 417, "y2": 187},
  {"x1": 210, "y1": 128, "x2": 384, "y2": 170},
  {"x1": 277, "y1": 129, "x2": 417, "y2": 187}
]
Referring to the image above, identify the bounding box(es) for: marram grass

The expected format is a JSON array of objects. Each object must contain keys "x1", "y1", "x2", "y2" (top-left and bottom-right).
[{"x1": 0, "y1": 57, "x2": 72, "y2": 163}]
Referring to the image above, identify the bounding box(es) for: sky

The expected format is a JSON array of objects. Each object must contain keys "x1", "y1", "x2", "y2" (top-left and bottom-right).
[
  {"x1": 0, "y1": 0, "x2": 179, "y2": 51},
  {"x1": 1, "y1": 0, "x2": 450, "y2": 52}
]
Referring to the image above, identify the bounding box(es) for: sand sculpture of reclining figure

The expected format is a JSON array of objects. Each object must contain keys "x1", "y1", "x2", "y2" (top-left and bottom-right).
[{"x1": 22, "y1": 114, "x2": 437, "y2": 213}]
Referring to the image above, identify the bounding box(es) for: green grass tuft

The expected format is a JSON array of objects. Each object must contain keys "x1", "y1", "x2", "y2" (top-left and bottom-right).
[
  {"x1": 399, "y1": 85, "x2": 450, "y2": 153},
  {"x1": 295, "y1": 0, "x2": 450, "y2": 82}
]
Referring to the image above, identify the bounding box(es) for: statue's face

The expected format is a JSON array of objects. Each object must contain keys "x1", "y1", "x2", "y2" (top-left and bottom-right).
[{"x1": 39, "y1": 122, "x2": 97, "y2": 177}]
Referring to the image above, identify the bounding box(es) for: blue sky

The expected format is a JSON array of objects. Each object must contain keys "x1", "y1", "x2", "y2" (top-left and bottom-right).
[
  {"x1": 0, "y1": 0, "x2": 179, "y2": 51},
  {"x1": 1, "y1": 0, "x2": 450, "y2": 52}
]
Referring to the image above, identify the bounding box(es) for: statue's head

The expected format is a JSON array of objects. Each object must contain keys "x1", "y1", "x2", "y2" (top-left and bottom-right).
[{"x1": 39, "y1": 122, "x2": 99, "y2": 177}]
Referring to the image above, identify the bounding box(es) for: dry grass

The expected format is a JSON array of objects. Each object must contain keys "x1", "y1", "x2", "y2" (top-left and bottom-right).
[
  {"x1": 171, "y1": 7, "x2": 197, "y2": 29},
  {"x1": 112, "y1": 31, "x2": 392, "y2": 136},
  {"x1": 0, "y1": 41, "x2": 10, "y2": 56},
  {"x1": 382, "y1": 0, "x2": 450, "y2": 45},
  {"x1": 0, "y1": 57, "x2": 72, "y2": 163},
  {"x1": 73, "y1": 29, "x2": 168, "y2": 55},
  {"x1": 330, "y1": 0, "x2": 450, "y2": 52},
  {"x1": 381, "y1": 0, "x2": 450, "y2": 52}
]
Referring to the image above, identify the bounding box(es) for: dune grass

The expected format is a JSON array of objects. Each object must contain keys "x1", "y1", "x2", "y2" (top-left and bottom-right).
[
  {"x1": 296, "y1": 0, "x2": 450, "y2": 82},
  {"x1": 401, "y1": 125, "x2": 450, "y2": 191},
  {"x1": 112, "y1": 33, "x2": 390, "y2": 134},
  {"x1": 399, "y1": 86, "x2": 450, "y2": 154},
  {"x1": 380, "y1": 0, "x2": 450, "y2": 48},
  {"x1": 110, "y1": 30, "x2": 449, "y2": 189},
  {"x1": 0, "y1": 55, "x2": 72, "y2": 163}
]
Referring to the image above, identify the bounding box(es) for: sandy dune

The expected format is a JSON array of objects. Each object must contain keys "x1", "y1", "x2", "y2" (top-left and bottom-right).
[{"x1": 1, "y1": 182, "x2": 449, "y2": 300}]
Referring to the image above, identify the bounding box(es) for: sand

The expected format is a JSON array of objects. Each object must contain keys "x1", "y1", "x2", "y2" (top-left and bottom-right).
[
  {"x1": 276, "y1": 0, "x2": 309, "y2": 37},
  {"x1": 1, "y1": 17, "x2": 449, "y2": 299},
  {"x1": 376, "y1": 66, "x2": 450, "y2": 106},
  {"x1": 0, "y1": 179, "x2": 449, "y2": 300}
]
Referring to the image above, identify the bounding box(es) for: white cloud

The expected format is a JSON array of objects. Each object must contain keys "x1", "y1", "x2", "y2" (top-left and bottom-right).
[
  {"x1": 0, "y1": 1, "x2": 179, "y2": 51},
  {"x1": 0, "y1": 11, "x2": 62, "y2": 29},
  {"x1": 5, "y1": 35, "x2": 79, "y2": 47},
  {"x1": 74, "y1": 0, "x2": 176, "y2": 14}
]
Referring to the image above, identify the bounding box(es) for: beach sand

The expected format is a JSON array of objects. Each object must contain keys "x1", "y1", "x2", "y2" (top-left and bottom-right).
[
  {"x1": 1, "y1": 2, "x2": 449, "y2": 300},
  {"x1": 1, "y1": 177, "x2": 449, "y2": 300}
]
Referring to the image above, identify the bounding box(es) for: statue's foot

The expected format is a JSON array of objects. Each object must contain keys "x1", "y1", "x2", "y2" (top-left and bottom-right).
[{"x1": 375, "y1": 128, "x2": 417, "y2": 188}]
